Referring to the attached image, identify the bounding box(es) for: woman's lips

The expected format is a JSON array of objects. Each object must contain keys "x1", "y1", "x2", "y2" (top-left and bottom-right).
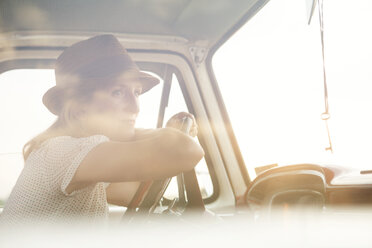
[{"x1": 121, "y1": 119, "x2": 135, "y2": 124}]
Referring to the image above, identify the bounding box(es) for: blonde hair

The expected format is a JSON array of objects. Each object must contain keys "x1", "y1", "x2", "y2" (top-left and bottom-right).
[
  {"x1": 23, "y1": 99, "x2": 86, "y2": 161},
  {"x1": 23, "y1": 75, "x2": 119, "y2": 160}
]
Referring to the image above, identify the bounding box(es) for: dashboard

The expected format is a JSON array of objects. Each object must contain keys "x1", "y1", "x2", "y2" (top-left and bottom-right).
[{"x1": 245, "y1": 164, "x2": 372, "y2": 215}]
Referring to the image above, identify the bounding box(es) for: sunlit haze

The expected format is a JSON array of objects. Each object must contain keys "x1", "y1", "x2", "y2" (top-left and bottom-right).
[
  {"x1": 1, "y1": 0, "x2": 372, "y2": 200},
  {"x1": 213, "y1": 0, "x2": 372, "y2": 178}
]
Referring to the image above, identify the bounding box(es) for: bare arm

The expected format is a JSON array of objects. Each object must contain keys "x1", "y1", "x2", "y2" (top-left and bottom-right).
[
  {"x1": 66, "y1": 128, "x2": 204, "y2": 193},
  {"x1": 106, "y1": 182, "x2": 141, "y2": 207},
  {"x1": 105, "y1": 129, "x2": 157, "y2": 206}
]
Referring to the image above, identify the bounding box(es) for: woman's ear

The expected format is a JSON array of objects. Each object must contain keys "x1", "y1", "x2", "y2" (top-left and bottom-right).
[
  {"x1": 71, "y1": 108, "x2": 86, "y2": 120},
  {"x1": 65, "y1": 100, "x2": 86, "y2": 121}
]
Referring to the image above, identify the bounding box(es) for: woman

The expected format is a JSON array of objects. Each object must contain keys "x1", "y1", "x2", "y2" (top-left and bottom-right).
[{"x1": 0, "y1": 34, "x2": 204, "y2": 225}]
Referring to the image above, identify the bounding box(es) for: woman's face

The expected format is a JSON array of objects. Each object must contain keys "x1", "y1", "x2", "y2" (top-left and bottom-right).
[{"x1": 79, "y1": 77, "x2": 142, "y2": 141}]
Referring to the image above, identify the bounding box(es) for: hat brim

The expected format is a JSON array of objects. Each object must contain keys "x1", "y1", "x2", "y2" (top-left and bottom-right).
[
  {"x1": 137, "y1": 71, "x2": 161, "y2": 93},
  {"x1": 43, "y1": 70, "x2": 160, "y2": 116},
  {"x1": 42, "y1": 86, "x2": 65, "y2": 116}
]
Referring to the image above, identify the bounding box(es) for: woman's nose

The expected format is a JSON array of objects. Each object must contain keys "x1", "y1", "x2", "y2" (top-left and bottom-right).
[{"x1": 123, "y1": 92, "x2": 139, "y2": 114}]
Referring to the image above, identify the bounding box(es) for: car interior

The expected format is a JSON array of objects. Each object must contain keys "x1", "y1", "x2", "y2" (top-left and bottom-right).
[{"x1": 1, "y1": 0, "x2": 372, "y2": 226}]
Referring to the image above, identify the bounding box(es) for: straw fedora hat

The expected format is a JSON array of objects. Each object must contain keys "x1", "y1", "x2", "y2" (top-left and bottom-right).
[{"x1": 43, "y1": 34, "x2": 160, "y2": 115}]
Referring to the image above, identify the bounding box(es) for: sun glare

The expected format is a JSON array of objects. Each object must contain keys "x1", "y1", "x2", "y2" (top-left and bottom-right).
[{"x1": 213, "y1": 0, "x2": 372, "y2": 178}]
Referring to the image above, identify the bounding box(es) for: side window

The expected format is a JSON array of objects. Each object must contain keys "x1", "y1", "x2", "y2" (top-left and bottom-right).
[
  {"x1": 162, "y1": 73, "x2": 213, "y2": 200},
  {"x1": 0, "y1": 70, "x2": 56, "y2": 207},
  {"x1": 135, "y1": 72, "x2": 163, "y2": 128}
]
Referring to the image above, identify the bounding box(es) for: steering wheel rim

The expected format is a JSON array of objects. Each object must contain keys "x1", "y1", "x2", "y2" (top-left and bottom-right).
[{"x1": 122, "y1": 169, "x2": 205, "y2": 222}]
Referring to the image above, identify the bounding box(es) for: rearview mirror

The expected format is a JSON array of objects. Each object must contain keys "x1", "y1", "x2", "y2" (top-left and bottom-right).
[{"x1": 306, "y1": 0, "x2": 317, "y2": 24}]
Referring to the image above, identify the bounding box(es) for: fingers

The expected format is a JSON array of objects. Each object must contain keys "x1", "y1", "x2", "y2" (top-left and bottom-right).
[
  {"x1": 171, "y1": 112, "x2": 195, "y2": 121},
  {"x1": 165, "y1": 116, "x2": 182, "y2": 129},
  {"x1": 189, "y1": 125, "x2": 198, "y2": 137},
  {"x1": 165, "y1": 112, "x2": 198, "y2": 137}
]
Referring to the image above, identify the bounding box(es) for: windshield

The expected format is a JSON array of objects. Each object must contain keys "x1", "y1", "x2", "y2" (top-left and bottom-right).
[{"x1": 213, "y1": 0, "x2": 372, "y2": 178}]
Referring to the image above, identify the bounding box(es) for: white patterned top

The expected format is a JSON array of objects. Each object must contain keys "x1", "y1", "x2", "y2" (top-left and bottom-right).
[{"x1": 0, "y1": 135, "x2": 110, "y2": 226}]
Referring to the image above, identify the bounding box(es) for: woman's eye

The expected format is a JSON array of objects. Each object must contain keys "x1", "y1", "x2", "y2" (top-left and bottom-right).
[{"x1": 112, "y1": 89, "x2": 124, "y2": 97}]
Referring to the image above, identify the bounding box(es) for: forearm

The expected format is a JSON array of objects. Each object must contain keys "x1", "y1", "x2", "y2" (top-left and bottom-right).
[
  {"x1": 107, "y1": 128, "x2": 204, "y2": 180},
  {"x1": 72, "y1": 128, "x2": 205, "y2": 184},
  {"x1": 106, "y1": 181, "x2": 141, "y2": 207},
  {"x1": 133, "y1": 128, "x2": 161, "y2": 140}
]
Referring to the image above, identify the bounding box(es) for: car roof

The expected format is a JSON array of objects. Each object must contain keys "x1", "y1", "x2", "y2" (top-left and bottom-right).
[{"x1": 0, "y1": 0, "x2": 268, "y2": 46}]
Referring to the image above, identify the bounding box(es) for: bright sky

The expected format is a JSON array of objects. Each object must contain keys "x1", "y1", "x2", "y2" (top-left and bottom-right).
[
  {"x1": 213, "y1": 0, "x2": 372, "y2": 177},
  {"x1": 1, "y1": 0, "x2": 372, "y2": 199}
]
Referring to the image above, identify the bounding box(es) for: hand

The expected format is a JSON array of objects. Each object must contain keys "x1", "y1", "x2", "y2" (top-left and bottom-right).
[{"x1": 165, "y1": 112, "x2": 198, "y2": 137}]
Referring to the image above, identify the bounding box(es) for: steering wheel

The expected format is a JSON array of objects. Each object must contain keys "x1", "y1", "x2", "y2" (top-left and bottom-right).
[{"x1": 122, "y1": 117, "x2": 205, "y2": 222}]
